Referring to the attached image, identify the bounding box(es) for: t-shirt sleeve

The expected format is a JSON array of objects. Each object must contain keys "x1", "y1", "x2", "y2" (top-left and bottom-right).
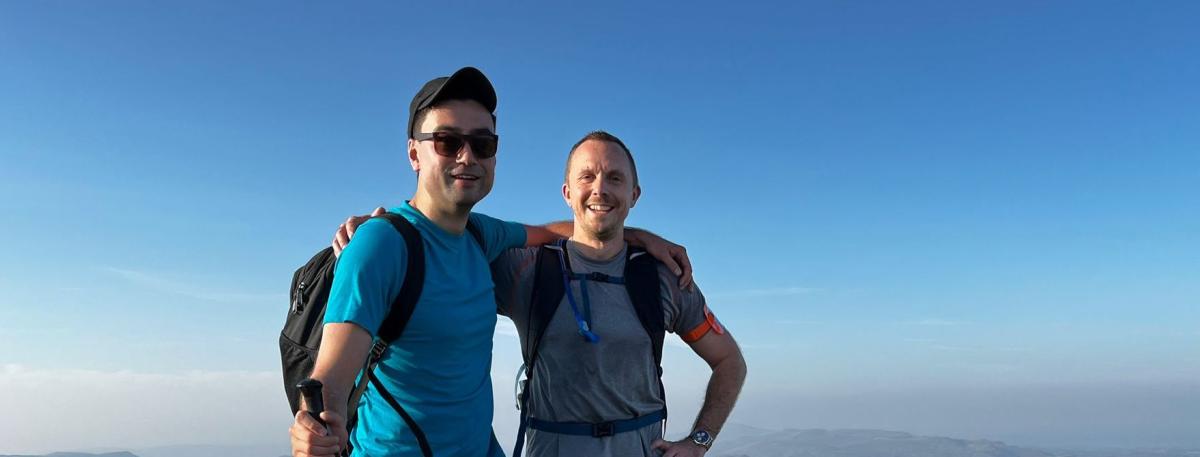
[
  {"x1": 469, "y1": 212, "x2": 528, "y2": 261},
  {"x1": 659, "y1": 264, "x2": 725, "y2": 343},
  {"x1": 323, "y1": 218, "x2": 407, "y2": 337},
  {"x1": 490, "y1": 246, "x2": 539, "y2": 318}
]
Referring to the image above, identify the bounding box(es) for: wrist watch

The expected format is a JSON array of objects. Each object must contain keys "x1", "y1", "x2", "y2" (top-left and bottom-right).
[{"x1": 690, "y1": 429, "x2": 714, "y2": 449}]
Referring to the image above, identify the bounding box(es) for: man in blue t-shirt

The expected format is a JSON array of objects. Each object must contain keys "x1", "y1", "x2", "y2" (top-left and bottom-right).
[{"x1": 288, "y1": 67, "x2": 691, "y2": 457}]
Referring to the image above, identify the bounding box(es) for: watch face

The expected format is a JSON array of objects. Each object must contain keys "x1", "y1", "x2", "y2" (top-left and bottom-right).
[{"x1": 692, "y1": 430, "x2": 712, "y2": 444}]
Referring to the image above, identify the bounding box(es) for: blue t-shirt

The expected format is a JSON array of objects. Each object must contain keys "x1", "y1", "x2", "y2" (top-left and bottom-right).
[{"x1": 324, "y1": 202, "x2": 526, "y2": 457}]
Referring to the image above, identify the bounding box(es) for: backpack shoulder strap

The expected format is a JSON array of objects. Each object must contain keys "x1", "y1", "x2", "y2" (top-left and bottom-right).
[
  {"x1": 466, "y1": 218, "x2": 487, "y2": 255},
  {"x1": 376, "y1": 212, "x2": 426, "y2": 344},
  {"x1": 624, "y1": 247, "x2": 669, "y2": 425},
  {"x1": 624, "y1": 248, "x2": 666, "y2": 368},
  {"x1": 524, "y1": 243, "x2": 567, "y2": 368},
  {"x1": 514, "y1": 243, "x2": 569, "y2": 457},
  {"x1": 346, "y1": 212, "x2": 434, "y2": 457}
]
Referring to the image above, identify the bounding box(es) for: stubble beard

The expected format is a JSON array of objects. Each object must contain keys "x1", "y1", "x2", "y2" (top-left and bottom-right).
[
  {"x1": 585, "y1": 217, "x2": 620, "y2": 243},
  {"x1": 445, "y1": 176, "x2": 491, "y2": 211}
]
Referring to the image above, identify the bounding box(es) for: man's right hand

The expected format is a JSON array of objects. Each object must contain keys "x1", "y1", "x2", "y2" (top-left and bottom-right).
[
  {"x1": 290, "y1": 409, "x2": 348, "y2": 457},
  {"x1": 332, "y1": 207, "x2": 386, "y2": 257}
]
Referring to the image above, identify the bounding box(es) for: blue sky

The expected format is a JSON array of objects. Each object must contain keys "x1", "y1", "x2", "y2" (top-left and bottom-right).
[{"x1": 1, "y1": 0, "x2": 1198, "y2": 453}]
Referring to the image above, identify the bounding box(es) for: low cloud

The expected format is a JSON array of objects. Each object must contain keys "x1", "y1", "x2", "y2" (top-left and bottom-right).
[
  {"x1": 495, "y1": 317, "x2": 519, "y2": 338},
  {"x1": 5, "y1": 365, "x2": 1199, "y2": 453},
  {"x1": 0, "y1": 364, "x2": 290, "y2": 454}
]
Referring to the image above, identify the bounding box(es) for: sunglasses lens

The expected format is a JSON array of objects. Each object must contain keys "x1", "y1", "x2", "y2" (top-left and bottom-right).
[
  {"x1": 467, "y1": 136, "x2": 498, "y2": 158},
  {"x1": 432, "y1": 133, "x2": 465, "y2": 157},
  {"x1": 428, "y1": 132, "x2": 497, "y2": 158}
]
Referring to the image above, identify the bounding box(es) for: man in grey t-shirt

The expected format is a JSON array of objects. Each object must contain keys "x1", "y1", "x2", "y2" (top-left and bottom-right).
[{"x1": 492, "y1": 131, "x2": 747, "y2": 457}]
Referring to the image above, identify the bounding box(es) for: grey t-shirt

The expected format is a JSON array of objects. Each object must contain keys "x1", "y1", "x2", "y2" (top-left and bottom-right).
[{"x1": 492, "y1": 241, "x2": 712, "y2": 457}]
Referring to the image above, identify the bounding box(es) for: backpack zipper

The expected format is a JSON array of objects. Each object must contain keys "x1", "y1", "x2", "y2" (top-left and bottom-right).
[{"x1": 292, "y1": 281, "x2": 307, "y2": 314}]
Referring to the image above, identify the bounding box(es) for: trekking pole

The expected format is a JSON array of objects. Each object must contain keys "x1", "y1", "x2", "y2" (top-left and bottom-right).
[
  {"x1": 297, "y1": 378, "x2": 330, "y2": 430},
  {"x1": 298, "y1": 378, "x2": 352, "y2": 457}
]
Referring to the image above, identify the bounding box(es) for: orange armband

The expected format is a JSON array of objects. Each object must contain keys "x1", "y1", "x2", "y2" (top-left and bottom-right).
[{"x1": 680, "y1": 306, "x2": 725, "y2": 343}]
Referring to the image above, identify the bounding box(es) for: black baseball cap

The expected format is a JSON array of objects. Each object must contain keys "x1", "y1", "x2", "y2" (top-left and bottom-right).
[{"x1": 407, "y1": 66, "x2": 498, "y2": 138}]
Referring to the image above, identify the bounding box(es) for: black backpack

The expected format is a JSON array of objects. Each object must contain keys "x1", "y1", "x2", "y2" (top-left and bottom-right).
[
  {"x1": 280, "y1": 212, "x2": 484, "y2": 457},
  {"x1": 511, "y1": 242, "x2": 667, "y2": 456}
]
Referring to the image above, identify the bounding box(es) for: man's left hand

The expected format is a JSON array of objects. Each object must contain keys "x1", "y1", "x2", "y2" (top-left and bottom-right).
[
  {"x1": 629, "y1": 230, "x2": 694, "y2": 290},
  {"x1": 651, "y1": 438, "x2": 706, "y2": 457},
  {"x1": 332, "y1": 207, "x2": 386, "y2": 257}
]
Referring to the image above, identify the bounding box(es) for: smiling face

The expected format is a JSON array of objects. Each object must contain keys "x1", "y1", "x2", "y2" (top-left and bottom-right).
[
  {"x1": 562, "y1": 138, "x2": 641, "y2": 242},
  {"x1": 408, "y1": 99, "x2": 497, "y2": 212}
]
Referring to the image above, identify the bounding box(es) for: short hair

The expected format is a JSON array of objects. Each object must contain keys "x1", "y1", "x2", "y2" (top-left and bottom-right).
[
  {"x1": 411, "y1": 106, "x2": 435, "y2": 138},
  {"x1": 564, "y1": 130, "x2": 639, "y2": 186},
  {"x1": 410, "y1": 99, "x2": 497, "y2": 138}
]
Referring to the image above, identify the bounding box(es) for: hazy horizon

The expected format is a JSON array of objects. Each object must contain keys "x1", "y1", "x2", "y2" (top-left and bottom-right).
[{"x1": 3, "y1": 335, "x2": 1199, "y2": 453}]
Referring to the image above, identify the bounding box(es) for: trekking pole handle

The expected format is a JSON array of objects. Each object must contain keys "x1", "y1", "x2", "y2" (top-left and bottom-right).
[{"x1": 297, "y1": 378, "x2": 329, "y2": 429}]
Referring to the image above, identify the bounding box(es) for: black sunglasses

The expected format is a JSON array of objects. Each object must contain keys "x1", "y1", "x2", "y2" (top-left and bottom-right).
[{"x1": 413, "y1": 131, "x2": 499, "y2": 159}]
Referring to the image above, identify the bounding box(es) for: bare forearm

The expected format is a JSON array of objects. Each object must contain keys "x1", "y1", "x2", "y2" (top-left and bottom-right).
[
  {"x1": 543, "y1": 221, "x2": 573, "y2": 238},
  {"x1": 306, "y1": 376, "x2": 352, "y2": 418},
  {"x1": 307, "y1": 323, "x2": 374, "y2": 418},
  {"x1": 527, "y1": 222, "x2": 652, "y2": 247},
  {"x1": 623, "y1": 227, "x2": 649, "y2": 244},
  {"x1": 544, "y1": 221, "x2": 650, "y2": 242},
  {"x1": 525, "y1": 221, "x2": 571, "y2": 247},
  {"x1": 692, "y1": 353, "x2": 747, "y2": 436}
]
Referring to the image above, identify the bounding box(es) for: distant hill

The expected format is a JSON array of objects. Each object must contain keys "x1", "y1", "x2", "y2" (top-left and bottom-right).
[
  {"x1": 711, "y1": 428, "x2": 1055, "y2": 457},
  {"x1": 131, "y1": 444, "x2": 286, "y2": 457},
  {"x1": 709, "y1": 428, "x2": 1200, "y2": 457},
  {"x1": 1046, "y1": 450, "x2": 1200, "y2": 457}
]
